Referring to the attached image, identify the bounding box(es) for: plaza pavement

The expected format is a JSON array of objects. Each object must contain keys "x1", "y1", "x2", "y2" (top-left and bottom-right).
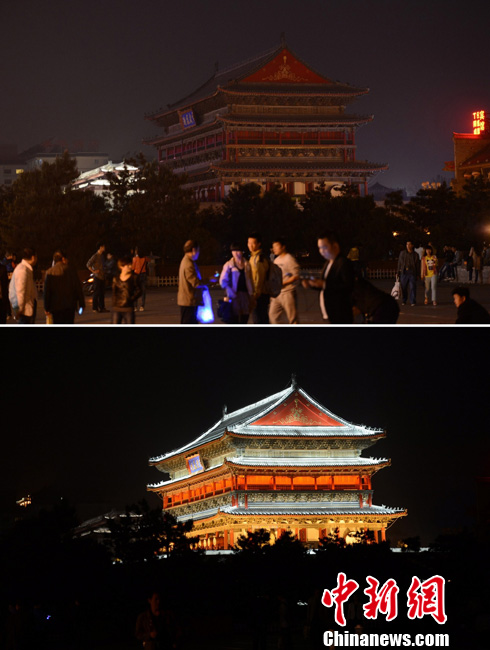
[{"x1": 5, "y1": 279, "x2": 490, "y2": 326}]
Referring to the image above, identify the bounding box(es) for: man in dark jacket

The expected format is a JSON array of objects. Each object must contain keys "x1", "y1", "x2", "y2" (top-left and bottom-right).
[
  {"x1": 177, "y1": 240, "x2": 205, "y2": 324},
  {"x1": 44, "y1": 250, "x2": 85, "y2": 324},
  {"x1": 302, "y1": 232, "x2": 354, "y2": 324},
  {"x1": 397, "y1": 240, "x2": 420, "y2": 306},
  {"x1": 452, "y1": 286, "x2": 490, "y2": 324},
  {"x1": 0, "y1": 262, "x2": 11, "y2": 324}
]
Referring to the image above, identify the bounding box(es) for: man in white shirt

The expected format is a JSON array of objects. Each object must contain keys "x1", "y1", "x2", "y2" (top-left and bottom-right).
[
  {"x1": 269, "y1": 238, "x2": 300, "y2": 324},
  {"x1": 9, "y1": 248, "x2": 38, "y2": 324}
]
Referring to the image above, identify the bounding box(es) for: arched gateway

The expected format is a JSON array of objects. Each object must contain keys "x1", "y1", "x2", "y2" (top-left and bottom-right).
[{"x1": 148, "y1": 380, "x2": 406, "y2": 550}]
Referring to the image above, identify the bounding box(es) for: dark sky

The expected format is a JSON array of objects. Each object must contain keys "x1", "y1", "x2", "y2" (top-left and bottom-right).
[
  {"x1": 2, "y1": 0, "x2": 490, "y2": 193},
  {"x1": 2, "y1": 326, "x2": 489, "y2": 547}
]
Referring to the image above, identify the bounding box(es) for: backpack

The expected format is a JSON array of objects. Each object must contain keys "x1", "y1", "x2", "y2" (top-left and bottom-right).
[{"x1": 263, "y1": 260, "x2": 283, "y2": 298}]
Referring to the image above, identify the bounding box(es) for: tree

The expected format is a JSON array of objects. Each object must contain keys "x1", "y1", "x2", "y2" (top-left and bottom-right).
[
  {"x1": 301, "y1": 185, "x2": 406, "y2": 261},
  {"x1": 0, "y1": 151, "x2": 108, "y2": 268},
  {"x1": 106, "y1": 154, "x2": 198, "y2": 262},
  {"x1": 233, "y1": 528, "x2": 271, "y2": 555},
  {"x1": 317, "y1": 527, "x2": 347, "y2": 550},
  {"x1": 398, "y1": 536, "x2": 421, "y2": 552},
  {"x1": 220, "y1": 183, "x2": 300, "y2": 254},
  {"x1": 108, "y1": 500, "x2": 196, "y2": 563}
]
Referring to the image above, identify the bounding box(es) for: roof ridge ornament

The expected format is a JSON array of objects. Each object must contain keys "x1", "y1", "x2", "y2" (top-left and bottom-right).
[{"x1": 291, "y1": 372, "x2": 297, "y2": 388}]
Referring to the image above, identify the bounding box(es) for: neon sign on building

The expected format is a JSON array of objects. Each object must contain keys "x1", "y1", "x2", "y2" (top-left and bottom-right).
[{"x1": 473, "y1": 110, "x2": 485, "y2": 135}]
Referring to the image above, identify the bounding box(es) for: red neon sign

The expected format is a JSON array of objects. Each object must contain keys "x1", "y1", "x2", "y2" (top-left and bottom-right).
[{"x1": 473, "y1": 110, "x2": 485, "y2": 135}]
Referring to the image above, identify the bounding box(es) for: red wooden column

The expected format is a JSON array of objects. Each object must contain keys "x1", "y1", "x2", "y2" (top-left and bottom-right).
[
  {"x1": 381, "y1": 528, "x2": 386, "y2": 542},
  {"x1": 223, "y1": 530, "x2": 229, "y2": 550}
]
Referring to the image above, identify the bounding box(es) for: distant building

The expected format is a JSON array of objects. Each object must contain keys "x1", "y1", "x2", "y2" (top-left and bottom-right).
[
  {"x1": 368, "y1": 182, "x2": 408, "y2": 203},
  {"x1": 148, "y1": 378, "x2": 406, "y2": 550},
  {"x1": 74, "y1": 509, "x2": 140, "y2": 539},
  {"x1": 20, "y1": 138, "x2": 109, "y2": 174},
  {"x1": 447, "y1": 109, "x2": 490, "y2": 195},
  {"x1": 0, "y1": 140, "x2": 110, "y2": 187},
  {"x1": 0, "y1": 144, "x2": 26, "y2": 187},
  {"x1": 72, "y1": 161, "x2": 138, "y2": 199},
  {"x1": 144, "y1": 39, "x2": 387, "y2": 203}
]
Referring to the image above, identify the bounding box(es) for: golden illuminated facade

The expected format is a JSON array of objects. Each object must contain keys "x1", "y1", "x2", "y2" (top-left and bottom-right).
[
  {"x1": 144, "y1": 41, "x2": 387, "y2": 202},
  {"x1": 148, "y1": 380, "x2": 405, "y2": 550}
]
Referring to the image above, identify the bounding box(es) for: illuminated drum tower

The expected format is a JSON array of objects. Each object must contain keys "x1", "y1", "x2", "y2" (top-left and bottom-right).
[{"x1": 148, "y1": 379, "x2": 405, "y2": 550}]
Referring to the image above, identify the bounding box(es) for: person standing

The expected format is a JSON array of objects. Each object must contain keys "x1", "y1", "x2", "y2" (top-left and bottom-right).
[
  {"x1": 177, "y1": 240, "x2": 205, "y2": 324},
  {"x1": 104, "y1": 251, "x2": 118, "y2": 286},
  {"x1": 397, "y1": 240, "x2": 420, "y2": 306},
  {"x1": 269, "y1": 238, "x2": 300, "y2": 324},
  {"x1": 247, "y1": 232, "x2": 271, "y2": 324},
  {"x1": 219, "y1": 243, "x2": 253, "y2": 324},
  {"x1": 135, "y1": 591, "x2": 177, "y2": 650},
  {"x1": 414, "y1": 242, "x2": 425, "y2": 261},
  {"x1": 111, "y1": 255, "x2": 142, "y2": 324},
  {"x1": 0, "y1": 262, "x2": 11, "y2": 324},
  {"x1": 469, "y1": 245, "x2": 482, "y2": 283},
  {"x1": 421, "y1": 245, "x2": 438, "y2": 306},
  {"x1": 86, "y1": 242, "x2": 108, "y2": 313},
  {"x1": 8, "y1": 247, "x2": 38, "y2": 324},
  {"x1": 133, "y1": 247, "x2": 150, "y2": 311},
  {"x1": 302, "y1": 232, "x2": 354, "y2": 324},
  {"x1": 1, "y1": 251, "x2": 17, "y2": 274},
  {"x1": 43, "y1": 250, "x2": 85, "y2": 324}
]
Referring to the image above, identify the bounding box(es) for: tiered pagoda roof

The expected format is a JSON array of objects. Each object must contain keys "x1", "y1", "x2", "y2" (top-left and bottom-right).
[
  {"x1": 149, "y1": 382, "x2": 384, "y2": 467},
  {"x1": 146, "y1": 42, "x2": 369, "y2": 126}
]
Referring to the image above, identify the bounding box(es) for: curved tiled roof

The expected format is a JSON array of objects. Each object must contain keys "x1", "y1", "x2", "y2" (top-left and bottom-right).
[
  {"x1": 225, "y1": 457, "x2": 389, "y2": 468},
  {"x1": 149, "y1": 382, "x2": 383, "y2": 465},
  {"x1": 220, "y1": 114, "x2": 373, "y2": 127},
  {"x1": 177, "y1": 503, "x2": 406, "y2": 523},
  {"x1": 149, "y1": 43, "x2": 368, "y2": 118}
]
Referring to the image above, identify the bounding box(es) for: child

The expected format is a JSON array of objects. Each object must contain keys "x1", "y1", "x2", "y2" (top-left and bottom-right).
[{"x1": 111, "y1": 255, "x2": 142, "y2": 324}]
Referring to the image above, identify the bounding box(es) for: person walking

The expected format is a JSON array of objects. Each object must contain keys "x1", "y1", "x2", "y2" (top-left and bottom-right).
[
  {"x1": 247, "y1": 232, "x2": 271, "y2": 324},
  {"x1": 8, "y1": 247, "x2": 38, "y2": 324},
  {"x1": 111, "y1": 254, "x2": 142, "y2": 324},
  {"x1": 132, "y1": 247, "x2": 150, "y2": 311},
  {"x1": 86, "y1": 242, "x2": 108, "y2": 313},
  {"x1": 421, "y1": 245, "x2": 438, "y2": 306},
  {"x1": 219, "y1": 243, "x2": 253, "y2": 324},
  {"x1": 43, "y1": 250, "x2": 85, "y2": 324},
  {"x1": 269, "y1": 237, "x2": 300, "y2": 324},
  {"x1": 302, "y1": 232, "x2": 354, "y2": 324},
  {"x1": 177, "y1": 240, "x2": 206, "y2": 324},
  {"x1": 397, "y1": 240, "x2": 420, "y2": 306}
]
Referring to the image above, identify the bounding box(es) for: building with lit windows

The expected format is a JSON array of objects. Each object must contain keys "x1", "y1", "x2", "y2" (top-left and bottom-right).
[
  {"x1": 144, "y1": 40, "x2": 387, "y2": 203},
  {"x1": 0, "y1": 145, "x2": 25, "y2": 187},
  {"x1": 148, "y1": 379, "x2": 405, "y2": 550},
  {"x1": 448, "y1": 109, "x2": 490, "y2": 195}
]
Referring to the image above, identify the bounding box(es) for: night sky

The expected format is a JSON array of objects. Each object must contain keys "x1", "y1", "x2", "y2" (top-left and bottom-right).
[
  {"x1": 2, "y1": 326, "x2": 489, "y2": 547},
  {"x1": 2, "y1": 0, "x2": 490, "y2": 193}
]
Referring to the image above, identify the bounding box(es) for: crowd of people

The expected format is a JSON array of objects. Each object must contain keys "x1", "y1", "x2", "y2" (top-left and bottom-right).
[
  {"x1": 0, "y1": 244, "x2": 150, "y2": 325},
  {"x1": 1, "y1": 233, "x2": 490, "y2": 325},
  {"x1": 177, "y1": 232, "x2": 400, "y2": 325}
]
